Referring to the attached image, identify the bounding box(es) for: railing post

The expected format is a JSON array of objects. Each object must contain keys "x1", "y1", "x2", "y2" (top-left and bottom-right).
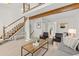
[
  {"x1": 23, "y1": 3, "x2": 26, "y2": 13},
  {"x1": 23, "y1": 3, "x2": 27, "y2": 23},
  {"x1": 3, "y1": 26, "x2": 5, "y2": 40}
]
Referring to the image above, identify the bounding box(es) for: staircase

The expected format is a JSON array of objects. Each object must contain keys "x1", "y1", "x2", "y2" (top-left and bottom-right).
[
  {"x1": 0, "y1": 16, "x2": 26, "y2": 44},
  {"x1": 0, "y1": 3, "x2": 44, "y2": 44}
]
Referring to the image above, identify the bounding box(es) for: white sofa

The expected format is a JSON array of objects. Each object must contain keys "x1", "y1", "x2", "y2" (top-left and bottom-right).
[
  {"x1": 58, "y1": 37, "x2": 79, "y2": 55},
  {"x1": 59, "y1": 42, "x2": 79, "y2": 55}
]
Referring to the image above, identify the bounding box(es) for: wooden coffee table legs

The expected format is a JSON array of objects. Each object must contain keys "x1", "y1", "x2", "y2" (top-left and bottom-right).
[{"x1": 21, "y1": 46, "x2": 32, "y2": 56}]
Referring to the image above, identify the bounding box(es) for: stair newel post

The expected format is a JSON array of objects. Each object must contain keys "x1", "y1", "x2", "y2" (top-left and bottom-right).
[{"x1": 3, "y1": 26, "x2": 5, "y2": 40}]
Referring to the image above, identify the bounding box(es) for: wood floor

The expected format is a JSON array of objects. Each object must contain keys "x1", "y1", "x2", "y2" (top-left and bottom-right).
[{"x1": 0, "y1": 38, "x2": 71, "y2": 56}]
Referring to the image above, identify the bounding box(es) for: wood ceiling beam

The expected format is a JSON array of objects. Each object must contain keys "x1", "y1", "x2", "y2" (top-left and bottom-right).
[{"x1": 29, "y1": 3, "x2": 79, "y2": 20}]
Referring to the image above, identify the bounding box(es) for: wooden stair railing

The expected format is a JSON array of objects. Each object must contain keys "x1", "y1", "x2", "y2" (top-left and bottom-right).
[
  {"x1": 4, "y1": 22, "x2": 25, "y2": 39},
  {"x1": 0, "y1": 16, "x2": 26, "y2": 41},
  {"x1": 0, "y1": 3, "x2": 45, "y2": 43}
]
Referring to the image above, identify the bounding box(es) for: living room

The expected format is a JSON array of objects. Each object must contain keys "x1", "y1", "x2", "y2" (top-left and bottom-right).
[
  {"x1": 0, "y1": 3, "x2": 79, "y2": 57},
  {"x1": 0, "y1": 1, "x2": 79, "y2": 59}
]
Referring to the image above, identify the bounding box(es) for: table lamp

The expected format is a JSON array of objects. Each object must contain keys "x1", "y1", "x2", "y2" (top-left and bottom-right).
[{"x1": 68, "y1": 28, "x2": 76, "y2": 37}]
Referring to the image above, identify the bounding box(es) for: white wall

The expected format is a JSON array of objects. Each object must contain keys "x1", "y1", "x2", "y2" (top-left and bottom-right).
[
  {"x1": 0, "y1": 3, "x2": 23, "y2": 25},
  {"x1": 30, "y1": 18, "x2": 43, "y2": 38}
]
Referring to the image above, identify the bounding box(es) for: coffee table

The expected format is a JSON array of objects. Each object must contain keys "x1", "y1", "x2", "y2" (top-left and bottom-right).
[{"x1": 21, "y1": 39, "x2": 48, "y2": 56}]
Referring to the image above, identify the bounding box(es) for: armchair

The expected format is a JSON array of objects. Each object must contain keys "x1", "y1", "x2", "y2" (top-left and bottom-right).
[
  {"x1": 40, "y1": 32, "x2": 48, "y2": 39},
  {"x1": 53, "y1": 33, "x2": 63, "y2": 42}
]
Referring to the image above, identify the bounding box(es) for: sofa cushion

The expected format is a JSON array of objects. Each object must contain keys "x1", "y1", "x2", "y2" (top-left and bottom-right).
[{"x1": 63, "y1": 36, "x2": 79, "y2": 50}]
